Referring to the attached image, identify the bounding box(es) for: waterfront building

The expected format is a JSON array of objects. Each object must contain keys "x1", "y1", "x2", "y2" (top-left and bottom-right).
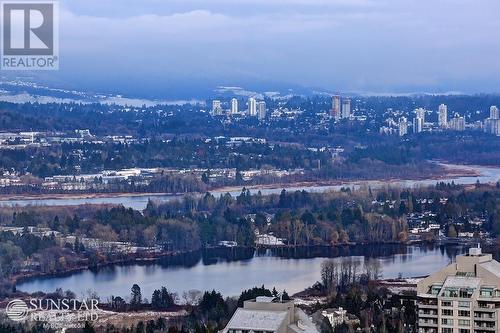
[{"x1": 417, "y1": 245, "x2": 500, "y2": 333}]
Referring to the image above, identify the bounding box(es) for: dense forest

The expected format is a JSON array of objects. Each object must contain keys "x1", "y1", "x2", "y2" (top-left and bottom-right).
[{"x1": 0, "y1": 182, "x2": 499, "y2": 297}]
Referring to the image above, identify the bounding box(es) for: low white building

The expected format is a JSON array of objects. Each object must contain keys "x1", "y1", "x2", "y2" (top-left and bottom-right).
[
  {"x1": 322, "y1": 307, "x2": 347, "y2": 328},
  {"x1": 222, "y1": 297, "x2": 319, "y2": 333},
  {"x1": 256, "y1": 234, "x2": 285, "y2": 246}
]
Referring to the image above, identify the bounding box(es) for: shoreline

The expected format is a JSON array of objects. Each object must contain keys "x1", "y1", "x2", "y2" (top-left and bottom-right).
[
  {"x1": 12, "y1": 248, "x2": 204, "y2": 289},
  {"x1": 12, "y1": 239, "x2": 477, "y2": 291},
  {"x1": 12, "y1": 243, "x2": 378, "y2": 287},
  {"x1": 0, "y1": 162, "x2": 488, "y2": 203}
]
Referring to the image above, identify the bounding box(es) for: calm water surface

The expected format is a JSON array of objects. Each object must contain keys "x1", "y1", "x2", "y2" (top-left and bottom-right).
[
  {"x1": 1, "y1": 164, "x2": 499, "y2": 211},
  {"x1": 17, "y1": 244, "x2": 466, "y2": 300}
]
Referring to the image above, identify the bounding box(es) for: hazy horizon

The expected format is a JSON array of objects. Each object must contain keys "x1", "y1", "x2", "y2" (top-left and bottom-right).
[{"x1": 3, "y1": 0, "x2": 500, "y2": 99}]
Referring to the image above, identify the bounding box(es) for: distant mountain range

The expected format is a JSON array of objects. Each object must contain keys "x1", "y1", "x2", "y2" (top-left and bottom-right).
[
  {"x1": 0, "y1": 76, "x2": 489, "y2": 107},
  {"x1": 0, "y1": 77, "x2": 327, "y2": 106}
]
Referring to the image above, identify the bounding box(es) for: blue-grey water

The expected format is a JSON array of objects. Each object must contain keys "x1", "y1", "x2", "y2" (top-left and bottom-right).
[
  {"x1": 1, "y1": 164, "x2": 499, "y2": 211},
  {"x1": 17, "y1": 245, "x2": 465, "y2": 301}
]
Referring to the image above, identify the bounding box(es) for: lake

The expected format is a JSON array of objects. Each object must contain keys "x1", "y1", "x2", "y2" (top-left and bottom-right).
[{"x1": 17, "y1": 244, "x2": 467, "y2": 300}]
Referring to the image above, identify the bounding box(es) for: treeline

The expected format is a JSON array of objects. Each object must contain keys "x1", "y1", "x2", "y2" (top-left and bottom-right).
[
  {"x1": 369, "y1": 182, "x2": 500, "y2": 237},
  {"x1": 350, "y1": 132, "x2": 500, "y2": 166},
  {"x1": 0, "y1": 141, "x2": 319, "y2": 185},
  {"x1": 305, "y1": 259, "x2": 417, "y2": 333},
  {"x1": 85, "y1": 284, "x2": 289, "y2": 333},
  {"x1": 147, "y1": 188, "x2": 409, "y2": 246},
  {"x1": 320, "y1": 257, "x2": 382, "y2": 292},
  {"x1": 0, "y1": 139, "x2": 330, "y2": 178},
  {"x1": 1, "y1": 183, "x2": 499, "y2": 296}
]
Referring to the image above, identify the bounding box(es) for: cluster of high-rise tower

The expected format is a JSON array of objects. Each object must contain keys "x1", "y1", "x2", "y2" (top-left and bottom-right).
[
  {"x1": 485, "y1": 105, "x2": 500, "y2": 135},
  {"x1": 398, "y1": 104, "x2": 500, "y2": 136},
  {"x1": 212, "y1": 98, "x2": 267, "y2": 120},
  {"x1": 330, "y1": 95, "x2": 351, "y2": 121}
]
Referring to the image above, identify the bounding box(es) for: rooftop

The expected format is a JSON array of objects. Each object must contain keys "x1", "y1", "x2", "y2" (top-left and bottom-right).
[
  {"x1": 441, "y1": 276, "x2": 481, "y2": 289},
  {"x1": 480, "y1": 260, "x2": 500, "y2": 278},
  {"x1": 225, "y1": 308, "x2": 288, "y2": 331}
]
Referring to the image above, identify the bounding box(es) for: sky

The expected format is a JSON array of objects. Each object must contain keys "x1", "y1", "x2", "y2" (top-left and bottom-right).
[{"x1": 10, "y1": 0, "x2": 500, "y2": 98}]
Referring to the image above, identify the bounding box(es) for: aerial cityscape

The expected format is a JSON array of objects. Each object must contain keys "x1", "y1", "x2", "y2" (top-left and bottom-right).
[{"x1": 1, "y1": 1, "x2": 500, "y2": 333}]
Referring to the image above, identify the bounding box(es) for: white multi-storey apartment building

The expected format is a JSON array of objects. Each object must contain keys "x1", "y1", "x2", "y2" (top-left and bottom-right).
[
  {"x1": 439, "y1": 104, "x2": 448, "y2": 128},
  {"x1": 399, "y1": 117, "x2": 408, "y2": 136},
  {"x1": 485, "y1": 106, "x2": 500, "y2": 136},
  {"x1": 416, "y1": 108, "x2": 426, "y2": 123},
  {"x1": 258, "y1": 101, "x2": 267, "y2": 120},
  {"x1": 331, "y1": 95, "x2": 341, "y2": 120},
  {"x1": 231, "y1": 98, "x2": 238, "y2": 115},
  {"x1": 449, "y1": 114, "x2": 466, "y2": 131},
  {"x1": 341, "y1": 98, "x2": 351, "y2": 119},
  {"x1": 414, "y1": 117, "x2": 424, "y2": 133},
  {"x1": 248, "y1": 97, "x2": 257, "y2": 116},
  {"x1": 212, "y1": 100, "x2": 222, "y2": 115},
  {"x1": 490, "y1": 106, "x2": 499, "y2": 120},
  {"x1": 417, "y1": 246, "x2": 500, "y2": 333}
]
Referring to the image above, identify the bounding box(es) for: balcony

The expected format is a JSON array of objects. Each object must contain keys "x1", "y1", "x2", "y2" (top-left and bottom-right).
[
  {"x1": 418, "y1": 301, "x2": 438, "y2": 309},
  {"x1": 418, "y1": 328, "x2": 437, "y2": 333},
  {"x1": 418, "y1": 319, "x2": 438, "y2": 327},
  {"x1": 473, "y1": 324, "x2": 496, "y2": 332},
  {"x1": 475, "y1": 303, "x2": 496, "y2": 311},
  {"x1": 418, "y1": 328, "x2": 438, "y2": 333},
  {"x1": 474, "y1": 313, "x2": 496, "y2": 321}
]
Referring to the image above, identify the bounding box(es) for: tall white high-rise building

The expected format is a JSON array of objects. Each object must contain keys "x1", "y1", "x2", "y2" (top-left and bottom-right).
[
  {"x1": 398, "y1": 117, "x2": 408, "y2": 136},
  {"x1": 485, "y1": 106, "x2": 500, "y2": 135},
  {"x1": 490, "y1": 105, "x2": 499, "y2": 120},
  {"x1": 438, "y1": 104, "x2": 448, "y2": 128},
  {"x1": 415, "y1": 108, "x2": 426, "y2": 123},
  {"x1": 413, "y1": 117, "x2": 423, "y2": 133},
  {"x1": 248, "y1": 98, "x2": 257, "y2": 116},
  {"x1": 485, "y1": 118, "x2": 500, "y2": 136},
  {"x1": 212, "y1": 100, "x2": 222, "y2": 115},
  {"x1": 331, "y1": 95, "x2": 341, "y2": 120},
  {"x1": 257, "y1": 101, "x2": 266, "y2": 120},
  {"x1": 230, "y1": 98, "x2": 238, "y2": 115},
  {"x1": 449, "y1": 113, "x2": 466, "y2": 131},
  {"x1": 341, "y1": 98, "x2": 351, "y2": 119}
]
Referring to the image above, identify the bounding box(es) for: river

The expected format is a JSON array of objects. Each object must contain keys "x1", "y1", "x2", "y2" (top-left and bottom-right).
[
  {"x1": 17, "y1": 244, "x2": 467, "y2": 300},
  {"x1": 1, "y1": 164, "x2": 499, "y2": 211}
]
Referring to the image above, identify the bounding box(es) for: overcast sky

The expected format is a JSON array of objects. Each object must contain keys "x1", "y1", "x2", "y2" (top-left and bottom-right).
[{"x1": 38, "y1": 0, "x2": 500, "y2": 96}]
